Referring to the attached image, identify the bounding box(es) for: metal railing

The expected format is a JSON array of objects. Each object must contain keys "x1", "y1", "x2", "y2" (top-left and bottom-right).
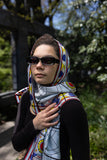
[{"x1": 0, "y1": 91, "x2": 17, "y2": 108}]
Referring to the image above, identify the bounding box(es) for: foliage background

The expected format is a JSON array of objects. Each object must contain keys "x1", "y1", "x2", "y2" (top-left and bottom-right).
[
  {"x1": 0, "y1": 32, "x2": 12, "y2": 92},
  {"x1": 0, "y1": 0, "x2": 107, "y2": 159}
]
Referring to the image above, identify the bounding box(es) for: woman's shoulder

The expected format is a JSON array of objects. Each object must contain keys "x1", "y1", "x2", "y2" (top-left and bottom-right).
[
  {"x1": 62, "y1": 98, "x2": 82, "y2": 108},
  {"x1": 61, "y1": 99, "x2": 86, "y2": 117},
  {"x1": 60, "y1": 99, "x2": 87, "y2": 125},
  {"x1": 20, "y1": 89, "x2": 30, "y2": 102},
  {"x1": 18, "y1": 90, "x2": 30, "y2": 110}
]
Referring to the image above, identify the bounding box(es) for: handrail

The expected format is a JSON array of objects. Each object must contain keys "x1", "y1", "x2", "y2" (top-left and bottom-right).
[{"x1": 0, "y1": 91, "x2": 17, "y2": 107}]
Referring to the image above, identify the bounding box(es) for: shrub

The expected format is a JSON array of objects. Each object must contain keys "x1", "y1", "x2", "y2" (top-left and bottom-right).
[
  {"x1": 79, "y1": 88, "x2": 107, "y2": 159},
  {"x1": 0, "y1": 37, "x2": 12, "y2": 92}
]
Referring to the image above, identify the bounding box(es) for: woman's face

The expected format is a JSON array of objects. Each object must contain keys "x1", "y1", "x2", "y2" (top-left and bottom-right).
[{"x1": 31, "y1": 44, "x2": 59, "y2": 85}]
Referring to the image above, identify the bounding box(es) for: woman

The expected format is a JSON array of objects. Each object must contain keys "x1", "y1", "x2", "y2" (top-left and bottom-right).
[{"x1": 12, "y1": 34, "x2": 90, "y2": 160}]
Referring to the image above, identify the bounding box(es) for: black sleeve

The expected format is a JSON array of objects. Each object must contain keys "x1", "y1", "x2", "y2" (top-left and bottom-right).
[
  {"x1": 12, "y1": 91, "x2": 39, "y2": 152},
  {"x1": 60, "y1": 100, "x2": 90, "y2": 160}
]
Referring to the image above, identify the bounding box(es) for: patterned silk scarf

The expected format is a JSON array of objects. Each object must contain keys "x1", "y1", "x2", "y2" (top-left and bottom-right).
[{"x1": 15, "y1": 40, "x2": 79, "y2": 160}]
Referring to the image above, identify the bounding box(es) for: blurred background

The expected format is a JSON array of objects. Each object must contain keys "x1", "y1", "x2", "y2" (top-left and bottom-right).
[{"x1": 0, "y1": 0, "x2": 107, "y2": 159}]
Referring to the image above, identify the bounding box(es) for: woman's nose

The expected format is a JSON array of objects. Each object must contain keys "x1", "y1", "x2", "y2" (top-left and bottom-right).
[{"x1": 36, "y1": 60, "x2": 44, "y2": 68}]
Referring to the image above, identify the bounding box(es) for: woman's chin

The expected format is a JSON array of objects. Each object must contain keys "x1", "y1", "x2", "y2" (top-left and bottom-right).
[
  {"x1": 36, "y1": 80, "x2": 52, "y2": 86},
  {"x1": 35, "y1": 79, "x2": 47, "y2": 85}
]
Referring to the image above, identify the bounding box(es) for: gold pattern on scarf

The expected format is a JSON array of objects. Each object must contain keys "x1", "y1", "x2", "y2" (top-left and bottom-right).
[{"x1": 30, "y1": 105, "x2": 36, "y2": 115}]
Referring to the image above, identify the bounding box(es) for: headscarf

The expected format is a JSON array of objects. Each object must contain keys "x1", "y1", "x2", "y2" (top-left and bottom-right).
[{"x1": 15, "y1": 39, "x2": 79, "y2": 160}]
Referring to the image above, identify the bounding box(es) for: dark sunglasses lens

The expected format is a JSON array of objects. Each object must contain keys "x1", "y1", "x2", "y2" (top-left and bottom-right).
[
  {"x1": 42, "y1": 57, "x2": 54, "y2": 65},
  {"x1": 29, "y1": 57, "x2": 39, "y2": 64}
]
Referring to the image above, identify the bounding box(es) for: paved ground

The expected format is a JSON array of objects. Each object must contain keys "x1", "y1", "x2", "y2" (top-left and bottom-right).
[{"x1": 0, "y1": 121, "x2": 19, "y2": 160}]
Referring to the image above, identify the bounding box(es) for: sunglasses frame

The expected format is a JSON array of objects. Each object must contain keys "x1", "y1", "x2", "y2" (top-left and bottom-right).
[{"x1": 27, "y1": 56, "x2": 59, "y2": 65}]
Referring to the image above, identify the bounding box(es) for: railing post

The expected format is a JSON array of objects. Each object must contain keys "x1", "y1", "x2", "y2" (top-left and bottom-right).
[{"x1": 11, "y1": 29, "x2": 29, "y2": 91}]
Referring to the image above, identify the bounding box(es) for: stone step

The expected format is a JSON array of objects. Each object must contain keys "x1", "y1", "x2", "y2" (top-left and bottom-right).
[{"x1": 0, "y1": 121, "x2": 19, "y2": 160}]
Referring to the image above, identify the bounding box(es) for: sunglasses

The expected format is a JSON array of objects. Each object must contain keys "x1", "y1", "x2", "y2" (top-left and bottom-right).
[{"x1": 27, "y1": 56, "x2": 59, "y2": 65}]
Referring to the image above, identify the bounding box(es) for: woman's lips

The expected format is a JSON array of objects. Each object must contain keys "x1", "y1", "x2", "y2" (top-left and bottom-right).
[{"x1": 35, "y1": 74, "x2": 46, "y2": 78}]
